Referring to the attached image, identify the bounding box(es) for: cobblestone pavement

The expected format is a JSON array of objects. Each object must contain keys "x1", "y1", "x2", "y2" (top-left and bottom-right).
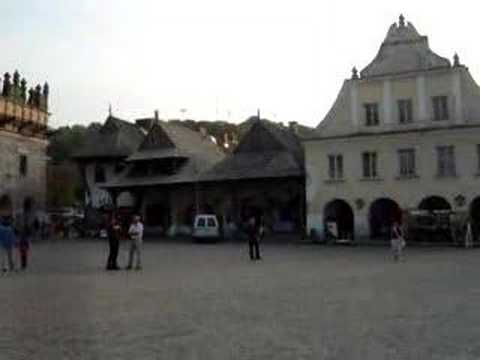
[{"x1": 1, "y1": 240, "x2": 480, "y2": 360}]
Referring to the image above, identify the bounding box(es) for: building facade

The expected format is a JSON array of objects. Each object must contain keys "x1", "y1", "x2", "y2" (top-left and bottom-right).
[
  {"x1": 102, "y1": 118, "x2": 225, "y2": 234},
  {"x1": 304, "y1": 15, "x2": 480, "y2": 240},
  {"x1": 0, "y1": 71, "x2": 49, "y2": 221},
  {"x1": 74, "y1": 113, "x2": 308, "y2": 237},
  {"x1": 200, "y1": 119, "x2": 306, "y2": 235},
  {"x1": 73, "y1": 115, "x2": 145, "y2": 210}
]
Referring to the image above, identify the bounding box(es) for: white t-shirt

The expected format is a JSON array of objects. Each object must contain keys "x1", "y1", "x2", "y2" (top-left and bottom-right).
[{"x1": 128, "y1": 222, "x2": 144, "y2": 243}]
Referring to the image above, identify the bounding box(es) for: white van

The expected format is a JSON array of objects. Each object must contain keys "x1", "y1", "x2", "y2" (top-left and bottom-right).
[{"x1": 192, "y1": 214, "x2": 220, "y2": 241}]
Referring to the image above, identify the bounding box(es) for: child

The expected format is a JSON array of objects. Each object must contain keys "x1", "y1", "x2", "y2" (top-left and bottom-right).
[{"x1": 19, "y1": 224, "x2": 31, "y2": 270}]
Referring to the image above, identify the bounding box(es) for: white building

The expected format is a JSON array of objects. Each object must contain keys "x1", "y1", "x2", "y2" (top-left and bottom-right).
[{"x1": 304, "y1": 15, "x2": 480, "y2": 241}]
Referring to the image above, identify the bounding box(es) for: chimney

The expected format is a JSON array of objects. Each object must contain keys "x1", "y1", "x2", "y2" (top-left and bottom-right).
[
  {"x1": 154, "y1": 109, "x2": 159, "y2": 121},
  {"x1": 289, "y1": 121, "x2": 299, "y2": 135}
]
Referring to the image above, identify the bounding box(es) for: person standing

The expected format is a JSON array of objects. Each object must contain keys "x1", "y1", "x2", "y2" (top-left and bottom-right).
[
  {"x1": 465, "y1": 220, "x2": 474, "y2": 249},
  {"x1": 127, "y1": 215, "x2": 144, "y2": 270},
  {"x1": 391, "y1": 221, "x2": 406, "y2": 262},
  {"x1": 18, "y1": 222, "x2": 31, "y2": 270},
  {"x1": 1, "y1": 218, "x2": 17, "y2": 273},
  {"x1": 106, "y1": 216, "x2": 121, "y2": 270},
  {"x1": 247, "y1": 216, "x2": 262, "y2": 261}
]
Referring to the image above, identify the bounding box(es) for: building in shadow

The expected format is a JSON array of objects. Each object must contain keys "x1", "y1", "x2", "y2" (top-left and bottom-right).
[
  {"x1": 0, "y1": 70, "x2": 50, "y2": 221},
  {"x1": 199, "y1": 118, "x2": 306, "y2": 236},
  {"x1": 73, "y1": 113, "x2": 309, "y2": 238},
  {"x1": 102, "y1": 118, "x2": 225, "y2": 235}
]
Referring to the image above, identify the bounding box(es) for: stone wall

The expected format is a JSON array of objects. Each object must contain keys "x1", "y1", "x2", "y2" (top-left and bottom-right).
[{"x1": 0, "y1": 130, "x2": 48, "y2": 219}]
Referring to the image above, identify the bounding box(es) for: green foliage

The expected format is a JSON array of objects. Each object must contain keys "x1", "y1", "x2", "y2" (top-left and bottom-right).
[
  {"x1": 47, "y1": 123, "x2": 100, "y2": 163},
  {"x1": 46, "y1": 124, "x2": 97, "y2": 207}
]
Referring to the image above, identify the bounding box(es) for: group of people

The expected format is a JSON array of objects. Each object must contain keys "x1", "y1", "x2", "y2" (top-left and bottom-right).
[
  {"x1": 105, "y1": 213, "x2": 266, "y2": 269},
  {"x1": 105, "y1": 215, "x2": 144, "y2": 271},
  {"x1": 0, "y1": 217, "x2": 32, "y2": 274}
]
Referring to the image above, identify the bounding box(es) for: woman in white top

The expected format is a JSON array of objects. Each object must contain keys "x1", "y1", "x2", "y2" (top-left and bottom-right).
[
  {"x1": 391, "y1": 221, "x2": 406, "y2": 262},
  {"x1": 127, "y1": 215, "x2": 144, "y2": 270}
]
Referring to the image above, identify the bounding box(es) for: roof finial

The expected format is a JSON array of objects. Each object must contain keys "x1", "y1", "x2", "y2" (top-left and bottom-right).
[
  {"x1": 399, "y1": 14, "x2": 405, "y2": 27},
  {"x1": 351, "y1": 66, "x2": 359, "y2": 80},
  {"x1": 257, "y1": 108, "x2": 261, "y2": 120},
  {"x1": 108, "y1": 103, "x2": 113, "y2": 117},
  {"x1": 453, "y1": 53, "x2": 460, "y2": 67}
]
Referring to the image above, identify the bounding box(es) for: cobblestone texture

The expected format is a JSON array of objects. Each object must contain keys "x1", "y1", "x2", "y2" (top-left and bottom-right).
[{"x1": 1, "y1": 241, "x2": 480, "y2": 359}]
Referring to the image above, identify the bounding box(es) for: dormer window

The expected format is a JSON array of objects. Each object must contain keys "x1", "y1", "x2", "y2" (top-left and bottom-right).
[
  {"x1": 364, "y1": 103, "x2": 379, "y2": 126},
  {"x1": 398, "y1": 99, "x2": 413, "y2": 124},
  {"x1": 432, "y1": 96, "x2": 449, "y2": 121}
]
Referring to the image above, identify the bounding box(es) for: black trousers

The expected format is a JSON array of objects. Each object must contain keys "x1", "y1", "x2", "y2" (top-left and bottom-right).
[
  {"x1": 20, "y1": 250, "x2": 28, "y2": 269},
  {"x1": 248, "y1": 238, "x2": 261, "y2": 260},
  {"x1": 106, "y1": 238, "x2": 120, "y2": 269}
]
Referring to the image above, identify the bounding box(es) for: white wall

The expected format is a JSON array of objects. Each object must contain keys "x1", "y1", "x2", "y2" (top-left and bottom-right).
[{"x1": 305, "y1": 127, "x2": 480, "y2": 238}]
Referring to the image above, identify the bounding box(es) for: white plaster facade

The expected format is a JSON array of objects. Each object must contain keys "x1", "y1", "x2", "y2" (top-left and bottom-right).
[
  {"x1": 84, "y1": 162, "x2": 135, "y2": 209},
  {"x1": 304, "y1": 16, "x2": 480, "y2": 239}
]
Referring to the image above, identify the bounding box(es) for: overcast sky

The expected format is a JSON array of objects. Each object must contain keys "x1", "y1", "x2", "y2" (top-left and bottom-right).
[{"x1": 2, "y1": 1, "x2": 479, "y2": 128}]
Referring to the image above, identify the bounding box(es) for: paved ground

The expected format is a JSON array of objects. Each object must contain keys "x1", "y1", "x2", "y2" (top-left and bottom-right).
[{"x1": 1, "y1": 240, "x2": 480, "y2": 360}]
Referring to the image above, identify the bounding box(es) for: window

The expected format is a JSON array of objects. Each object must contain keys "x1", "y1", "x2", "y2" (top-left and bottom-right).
[
  {"x1": 197, "y1": 218, "x2": 206, "y2": 227},
  {"x1": 432, "y1": 96, "x2": 449, "y2": 121},
  {"x1": 436, "y1": 146, "x2": 456, "y2": 177},
  {"x1": 362, "y1": 152, "x2": 378, "y2": 178},
  {"x1": 207, "y1": 218, "x2": 216, "y2": 227},
  {"x1": 94, "y1": 164, "x2": 106, "y2": 183},
  {"x1": 19, "y1": 155, "x2": 28, "y2": 177},
  {"x1": 398, "y1": 149, "x2": 416, "y2": 177},
  {"x1": 328, "y1": 154, "x2": 344, "y2": 180},
  {"x1": 398, "y1": 99, "x2": 413, "y2": 124},
  {"x1": 364, "y1": 103, "x2": 379, "y2": 126}
]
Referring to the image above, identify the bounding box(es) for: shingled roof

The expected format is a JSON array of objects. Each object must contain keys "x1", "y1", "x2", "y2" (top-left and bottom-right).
[
  {"x1": 199, "y1": 119, "x2": 304, "y2": 182},
  {"x1": 72, "y1": 116, "x2": 145, "y2": 159},
  {"x1": 103, "y1": 121, "x2": 225, "y2": 188}
]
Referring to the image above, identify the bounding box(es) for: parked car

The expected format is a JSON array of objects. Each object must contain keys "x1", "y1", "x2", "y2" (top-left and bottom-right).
[{"x1": 192, "y1": 214, "x2": 221, "y2": 241}]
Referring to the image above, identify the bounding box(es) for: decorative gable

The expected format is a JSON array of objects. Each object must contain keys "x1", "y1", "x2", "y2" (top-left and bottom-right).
[
  {"x1": 139, "y1": 124, "x2": 175, "y2": 151},
  {"x1": 234, "y1": 121, "x2": 284, "y2": 154}
]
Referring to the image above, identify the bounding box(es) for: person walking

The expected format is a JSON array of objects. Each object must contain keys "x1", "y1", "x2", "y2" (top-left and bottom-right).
[
  {"x1": 106, "y1": 216, "x2": 121, "y2": 270},
  {"x1": 127, "y1": 215, "x2": 144, "y2": 270},
  {"x1": 18, "y1": 222, "x2": 31, "y2": 270},
  {"x1": 465, "y1": 220, "x2": 474, "y2": 249},
  {"x1": 391, "y1": 221, "x2": 406, "y2": 262},
  {"x1": 1, "y1": 218, "x2": 17, "y2": 273},
  {"x1": 247, "y1": 215, "x2": 262, "y2": 261}
]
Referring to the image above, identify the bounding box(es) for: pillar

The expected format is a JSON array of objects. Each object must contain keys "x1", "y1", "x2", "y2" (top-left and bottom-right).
[
  {"x1": 452, "y1": 70, "x2": 464, "y2": 123},
  {"x1": 350, "y1": 81, "x2": 360, "y2": 128},
  {"x1": 382, "y1": 79, "x2": 393, "y2": 125},
  {"x1": 416, "y1": 75, "x2": 428, "y2": 122}
]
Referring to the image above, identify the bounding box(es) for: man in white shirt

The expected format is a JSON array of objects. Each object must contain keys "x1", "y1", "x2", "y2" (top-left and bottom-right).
[{"x1": 127, "y1": 215, "x2": 144, "y2": 270}]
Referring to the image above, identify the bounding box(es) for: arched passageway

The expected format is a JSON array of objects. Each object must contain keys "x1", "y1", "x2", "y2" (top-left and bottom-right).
[
  {"x1": 407, "y1": 196, "x2": 453, "y2": 243},
  {"x1": 369, "y1": 198, "x2": 402, "y2": 240},
  {"x1": 470, "y1": 197, "x2": 480, "y2": 242},
  {"x1": 323, "y1": 199, "x2": 354, "y2": 240},
  {"x1": 23, "y1": 197, "x2": 34, "y2": 214},
  {"x1": 418, "y1": 196, "x2": 451, "y2": 211}
]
